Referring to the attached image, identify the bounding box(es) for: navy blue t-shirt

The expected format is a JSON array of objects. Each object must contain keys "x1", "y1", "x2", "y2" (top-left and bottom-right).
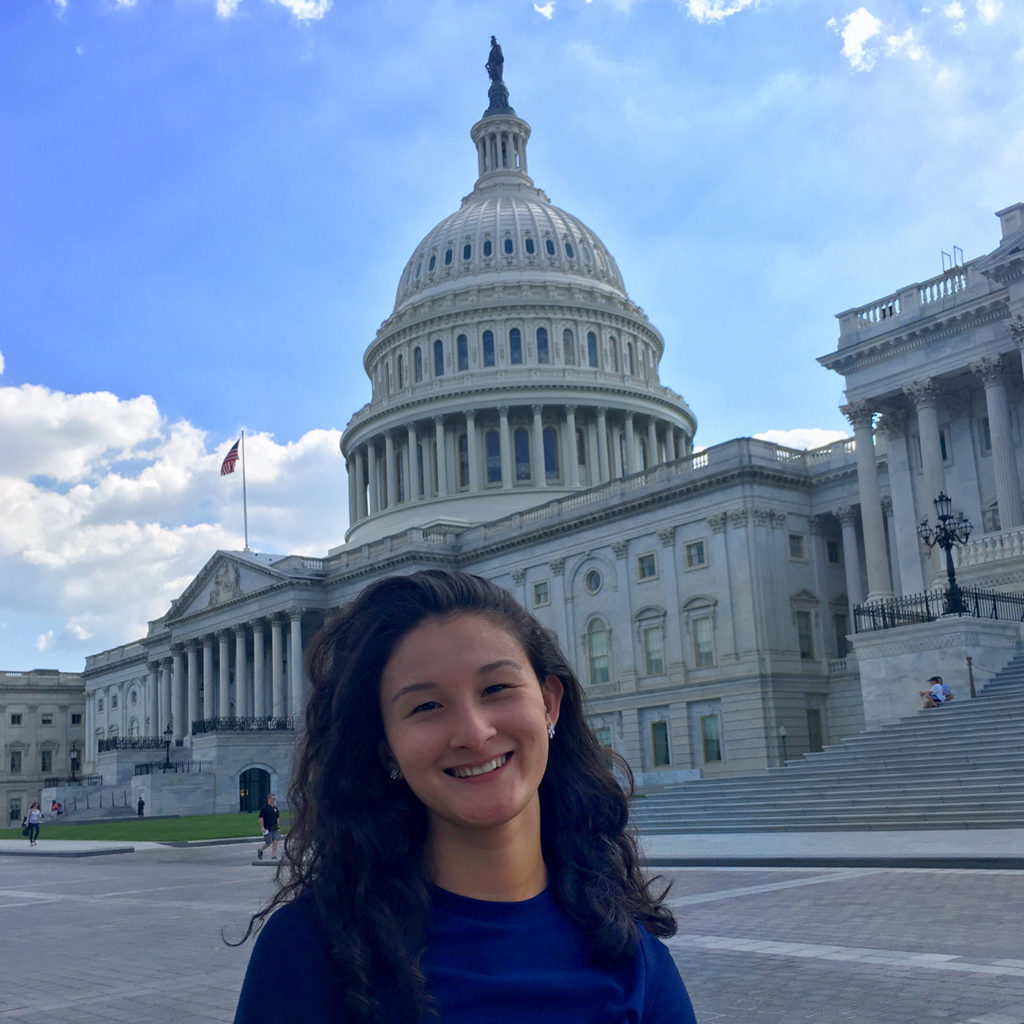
[{"x1": 234, "y1": 886, "x2": 696, "y2": 1023}]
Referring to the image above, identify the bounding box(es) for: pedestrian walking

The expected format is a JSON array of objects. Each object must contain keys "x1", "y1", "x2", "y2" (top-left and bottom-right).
[
  {"x1": 137, "y1": 797, "x2": 145, "y2": 817},
  {"x1": 256, "y1": 794, "x2": 281, "y2": 861},
  {"x1": 26, "y1": 802, "x2": 42, "y2": 845}
]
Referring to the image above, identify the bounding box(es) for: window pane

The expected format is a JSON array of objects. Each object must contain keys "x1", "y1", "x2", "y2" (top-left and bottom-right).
[
  {"x1": 514, "y1": 427, "x2": 531, "y2": 481},
  {"x1": 587, "y1": 332, "x2": 598, "y2": 367},
  {"x1": 563, "y1": 328, "x2": 575, "y2": 365},
  {"x1": 433, "y1": 340, "x2": 444, "y2": 377},
  {"x1": 485, "y1": 430, "x2": 501, "y2": 484},
  {"x1": 504, "y1": 237, "x2": 514, "y2": 254},
  {"x1": 457, "y1": 334, "x2": 468, "y2": 372},
  {"x1": 457, "y1": 434, "x2": 468, "y2": 488},
  {"x1": 414, "y1": 347, "x2": 423, "y2": 382},
  {"x1": 545, "y1": 238, "x2": 556, "y2": 255},
  {"x1": 642, "y1": 626, "x2": 664, "y2": 675},
  {"x1": 797, "y1": 610, "x2": 814, "y2": 659},
  {"x1": 509, "y1": 328, "x2": 522, "y2": 364},
  {"x1": 693, "y1": 617, "x2": 714, "y2": 667},
  {"x1": 543, "y1": 427, "x2": 559, "y2": 481},
  {"x1": 700, "y1": 714, "x2": 722, "y2": 762},
  {"x1": 651, "y1": 720, "x2": 670, "y2": 767},
  {"x1": 483, "y1": 330, "x2": 495, "y2": 367},
  {"x1": 537, "y1": 327, "x2": 549, "y2": 363},
  {"x1": 587, "y1": 621, "x2": 609, "y2": 684}
]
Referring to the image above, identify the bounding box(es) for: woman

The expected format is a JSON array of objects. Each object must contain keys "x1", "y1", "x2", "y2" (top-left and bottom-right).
[
  {"x1": 26, "y1": 802, "x2": 42, "y2": 846},
  {"x1": 234, "y1": 570, "x2": 696, "y2": 1023}
]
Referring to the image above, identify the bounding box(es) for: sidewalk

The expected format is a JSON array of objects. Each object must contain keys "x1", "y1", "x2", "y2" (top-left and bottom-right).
[
  {"x1": 3, "y1": 828, "x2": 1022, "y2": 866},
  {"x1": 640, "y1": 827, "x2": 1024, "y2": 869}
]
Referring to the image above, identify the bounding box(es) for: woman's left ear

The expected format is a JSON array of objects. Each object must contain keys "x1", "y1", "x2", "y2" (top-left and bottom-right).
[{"x1": 541, "y1": 674, "x2": 563, "y2": 725}]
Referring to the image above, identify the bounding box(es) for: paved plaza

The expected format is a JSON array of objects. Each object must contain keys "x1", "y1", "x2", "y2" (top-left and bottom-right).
[{"x1": 1, "y1": 840, "x2": 1022, "y2": 1023}]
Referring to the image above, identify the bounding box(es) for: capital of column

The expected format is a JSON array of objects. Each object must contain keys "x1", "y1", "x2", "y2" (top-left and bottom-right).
[
  {"x1": 835, "y1": 506, "x2": 860, "y2": 528},
  {"x1": 969, "y1": 354, "x2": 1007, "y2": 388},
  {"x1": 808, "y1": 516, "x2": 826, "y2": 536},
  {"x1": 287, "y1": 606, "x2": 305, "y2": 622},
  {"x1": 510, "y1": 569, "x2": 526, "y2": 585},
  {"x1": 708, "y1": 512, "x2": 727, "y2": 534},
  {"x1": 184, "y1": 638, "x2": 199, "y2": 652},
  {"x1": 611, "y1": 540, "x2": 629, "y2": 558},
  {"x1": 1006, "y1": 313, "x2": 1024, "y2": 345},
  {"x1": 840, "y1": 400, "x2": 876, "y2": 432},
  {"x1": 902, "y1": 378, "x2": 941, "y2": 411},
  {"x1": 658, "y1": 526, "x2": 676, "y2": 547},
  {"x1": 876, "y1": 409, "x2": 908, "y2": 439},
  {"x1": 548, "y1": 557, "x2": 565, "y2": 576},
  {"x1": 233, "y1": 623, "x2": 248, "y2": 638}
]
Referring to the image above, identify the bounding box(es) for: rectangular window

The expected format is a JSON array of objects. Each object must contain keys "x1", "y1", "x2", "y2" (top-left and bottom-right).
[
  {"x1": 71, "y1": 714, "x2": 82, "y2": 725},
  {"x1": 41, "y1": 750, "x2": 52, "y2": 773},
  {"x1": 9, "y1": 798, "x2": 22, "y2": 824},
  {"x1": 41, "y1": 713, "x2": 53, "y2": 726},
  {"x1": 642, "y1": 625, "x2": 664, "y2": 676},
  {"x1": 97, "y1": 699, "x2": 104, "y2": 712},
  {"x1": 637, "y1": 553, "x2": 657, "y2": 581},
  {"x1": 533, "y1": 580, "x2": 550, "y2": 607},
  {"x1": 796, "y1": 610, "x2": 814, "y2": 659},
  {"x1": 10, "y1": 750, "x2": 22, "y2": 774},
  {"x1": 788, "y1": 534, "x2": 806, "y2": 560},
  {"x1": 111, "y1": 694, "x2": 118, "y2": 710},
  {"x1": 806, "y1": 708, "x2": 824, "y2": 753},
  {"x1": 10, "y1": 713, "x2": 22, "y2": 726},
  {"x1": 693, "y1": 617, "x2": 714, "y2": 668},
  {"x1": 833, "y1": 613, "x2": 848, "y2": 658},
  {"x1": 827, "y1": 540, "x2": 841, "y2": 564},
  {"x1": 650, "y1": 720, "x2": 671, "y2": 768},
  {"x1": 685, "y1": 540, "x2": 706, "y2": 569},
  {"x1": 593, "y1": 725, "x2": 612, "y2": 748},
  {"x1": 700, "y1": 714, "x2": 722, "y2": 763}
]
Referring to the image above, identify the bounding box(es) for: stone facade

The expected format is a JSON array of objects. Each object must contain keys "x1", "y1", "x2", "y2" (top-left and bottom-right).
[
  {"x1": 73, "y1": 67, "x2": 1024, "y2": 815},
  {"x1": 1, "y1": 669, "x2": 85, "y2": 823}
]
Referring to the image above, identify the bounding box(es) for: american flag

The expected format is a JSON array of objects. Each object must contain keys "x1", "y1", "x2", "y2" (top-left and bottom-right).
[{"x1": 220, "y1": 440, "x2": 240, "y2": 476}]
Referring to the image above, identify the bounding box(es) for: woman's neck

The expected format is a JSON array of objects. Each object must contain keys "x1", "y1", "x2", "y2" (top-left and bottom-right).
[{"x1": 426, "y1": 818, "x2": 548, "y2": 902}]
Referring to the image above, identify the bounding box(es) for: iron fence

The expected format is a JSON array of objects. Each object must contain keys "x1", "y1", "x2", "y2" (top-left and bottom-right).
[
  {"x1": 854, "y1": 586, "x2": 1024, "y2": 633},
  {"x1": 190, "y1": 716, "x2": 295, "y2": 735},
  {"x1": 97, "y1": 737, "x2": 165, "y2": 753},
  {"x1": 133, "y1": 761, "x2": 210, "y2": 776}
]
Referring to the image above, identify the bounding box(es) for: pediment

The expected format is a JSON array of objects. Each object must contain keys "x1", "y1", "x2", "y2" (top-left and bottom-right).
[{"x1": 166, "y1": 551, "x2": 289, "y2": 622}]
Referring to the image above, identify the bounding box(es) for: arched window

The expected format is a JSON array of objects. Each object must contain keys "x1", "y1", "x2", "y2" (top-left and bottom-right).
[
  {"x1": 463, "y1": 243, "x2": 471, "y2": 260},
  {"x1": 543, "y1": 426, "x2": 559, "y2": 481},
  {"x1": 457, "y1": 334, "x2": 468, "y2": 372},
  {"x1": 536, "y1": 327, "x2": 549, "y2": 364},
  {"x1": 444, "y1": 248, "x2": 453, "y2": 266},
  {"x1": 428, "y1": 254, "x2": 436, "y2": 272},
  {"x1": 586, "y1": 619, "x2": 610, "y2": 685},
  {"x1": 397, "y1": 353, "x2": 405, "y2": 388},
  {"x1": 485, "y1": 430, "x2": 501, "y2": 484},
  {"x1": 414, "y1": 346, "x2": 423, "y2": 383},
  {"x1": 609, "y1": 336, "x2": 618, "y2": 372},
  {"x1": 563, "y1": 328, "x2": 575, "y2": 365},
  {"x1": 483, "y1": 330, "x2": 495, "y2": 367},
  {"x1": 545, "y1": 238, "x2": 556, "y2": 256},
  {"x1": 514, "y1": 427, "x2": 531, "y2": 481},
  {"x1": 504, "y1": 237, "x2": 514, "y2": 255},
  {"x1": 625, "y1": 341, "x2": 634, "y2": 376},
  {"x1": 525, "y1": 237, "x2": 535, "y2": 254},
  {"x1": 457, "y1": 433, "x2": 469, "y2": 488},
  {"x1": 433, "y1": 339, "x2": 444, "y2": 377},
  {"x1": 587, "y1": 332, "x2": 598, "y2": 367},
  {"x1": 483, "y1": 239, "x2": 493, "y2": 257},
  {"x1": 565, "y1": 241, "x2": 575, "y2": 259},
  {"x1": 385, "y1": 363, "x2": 392, "y2": 395},
  {"x1": 509, "y1": 328, "x2": 523, "y2": 364}
]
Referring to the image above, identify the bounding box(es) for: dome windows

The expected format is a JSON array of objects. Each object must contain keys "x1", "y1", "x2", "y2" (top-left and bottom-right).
[
  {"x1": 504, "y1": 238, "x2": 514, "y2": 255},
  {"x1": 483, "y1": 240, "x2": 493, "y2": 257},
  {"x1": 485, "y1": 430, "x2": 501, "y2": 484},
  {"x1": 545, "y1": 238, "x2": 556, "y2": 256},
  {"x1": 564, "y1": 241, "x2": 575, "y2": 259},
  {"x1": 525, "y1": 237, "x2": 535, "y2": 255},
  {"x1": 444, "y1": 248, "x2": 453, "y2": 266},
  {"x1": 415, "y1": 260, "x2": 422, "y2": 279},
  {"x1": 587, "y1": 332, "x2": 598, "y2": 367},
  {"x1": 563, "y1": 328, "x2": 575, "y2": 365},
  {"x1": 514, "y1": 427, "x2": 531, "y2": 481},
  {"x1": 482, "y1": 330, "x2": 495, "y2": 367},
  {"x1": 463, "y1": 243, "x2": 472, "y2": 260},
  {"x1": 457, "y1": 334, "x2": 468, "y2": 372},
  {"x1": 414, "y1": 346, "x2": 423, "y2": 382},
  {"x1": 433, "y1": 339, "x2": 445, "y2": 377},
  {"x1": 536, "y1": 327, "x2": 549, "y2": 364},
  {"x1": 509, "y1": 328, "x2": 523, "y2": 364},
  {"x1": 428, "y1": 254, "x2": 436, "y2": 272}
]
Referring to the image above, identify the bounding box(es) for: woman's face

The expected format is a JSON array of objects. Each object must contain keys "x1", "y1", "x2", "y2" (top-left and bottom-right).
[{"x1": 379, "y1": 613, "x2": 562, "y2": 841}]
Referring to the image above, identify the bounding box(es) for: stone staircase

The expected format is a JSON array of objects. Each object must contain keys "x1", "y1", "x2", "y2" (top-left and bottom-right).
[{"x1": 629, "y1": 653, "x2": 1024, "y2": 833}]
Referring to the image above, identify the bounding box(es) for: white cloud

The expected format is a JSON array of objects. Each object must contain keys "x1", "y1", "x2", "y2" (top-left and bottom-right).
[
  {"x1": 216, "y1": 0, "x2": 244, "y2": 16},
  {"x1": 754, "y1": 428, "x2": 850, "y2": 450},
  {"x1": 271, "y1": 0, "x2": 332, "y2": 20},
  {"x1": 1, "y1": 381, "x2": 347, "y2": 667},
  {"x1": 115, "y1": 0, "x2": 138, "y2": 7},
  {"x1": 944, "y1": 1, "x2": 965, "y2": 16},
  {"x1": 830, "y1": 7, "x2": 884, "y2": 71},
  {"x1": 686, "y1": 0, "x2": 758, "y2": 23},
  {"x1": 534, "y1": 2, "x2": 556, "y2": 18},
  {"x1": 977, "y1": 0, "x2": 1002, "y2": 23},
  {"x1": 52, "y1": 0, "x2": 68, "y2": 12},
  {"x1": 886, "y1": 27, "x2": 927, "y2": 60},
  {"x1": 0, "y1": 351, "x2": 4, "y2": 376}
]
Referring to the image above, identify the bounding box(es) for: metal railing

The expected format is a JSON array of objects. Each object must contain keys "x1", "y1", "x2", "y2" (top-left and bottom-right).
[
  {"x1": 190, "y1": 716, "x2": 295, "y2": 735},
  {"x1": 97, "y1": 737, "x2": 165, "y2": 753},
  {"x1": 854, "y1": 587, "x2": 1024, "y2": 633},
  {"x1": 133, "y1": 761, "x2": 210, "y2": 776}
]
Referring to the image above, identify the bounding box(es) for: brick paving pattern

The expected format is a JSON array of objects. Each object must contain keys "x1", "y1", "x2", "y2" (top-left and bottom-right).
[{"x1": 1, "y1": 846, "x2": 1021, "y2": 1023}]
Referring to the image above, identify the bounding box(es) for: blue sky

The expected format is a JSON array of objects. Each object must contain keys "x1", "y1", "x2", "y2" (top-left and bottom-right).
[{"x1": 2, "y1": 0, "x2": 1021, "y2": 671}]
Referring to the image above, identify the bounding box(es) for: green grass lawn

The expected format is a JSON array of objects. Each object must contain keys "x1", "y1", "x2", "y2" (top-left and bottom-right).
[{"x1": 0, "y1": 813, "x2": 289, "y2": 843}]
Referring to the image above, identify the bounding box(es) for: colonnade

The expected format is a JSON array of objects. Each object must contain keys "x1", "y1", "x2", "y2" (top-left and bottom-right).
[
  {"x1": 346, "y1": 404, "x2": 691, "y2": 526},
  {"x1": 141, "y1": 609, "x2": 307, "y2": 741}
]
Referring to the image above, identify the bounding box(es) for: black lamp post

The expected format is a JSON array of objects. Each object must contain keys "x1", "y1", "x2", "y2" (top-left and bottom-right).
[
  {"x1": 778, "y1": 724, "x2": 787, "y2": 766},
  {"x1": 69, "y1": 742, "x2": 78, "y2": 781},
  {"x1": 162, "y1": 724, "x2": 173, "y2": 771},
  {"x1": 917, "y1": 492, "x2": 973, "y2": 614}
]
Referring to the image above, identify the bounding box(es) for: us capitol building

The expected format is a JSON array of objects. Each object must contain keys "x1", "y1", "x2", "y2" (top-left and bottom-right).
[{"x1": 39, "y1": 46, "x2": 1024, "y2": 818}]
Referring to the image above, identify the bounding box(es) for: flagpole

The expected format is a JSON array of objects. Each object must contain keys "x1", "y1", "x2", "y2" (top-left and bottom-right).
[{"x1": 241, "y1": 429, "x2": 250, "y2": 553}]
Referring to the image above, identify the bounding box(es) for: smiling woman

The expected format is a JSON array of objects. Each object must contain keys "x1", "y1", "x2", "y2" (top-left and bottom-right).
[{"x1": 232, "y1": 569, "x2": 696, "y2": 1024}]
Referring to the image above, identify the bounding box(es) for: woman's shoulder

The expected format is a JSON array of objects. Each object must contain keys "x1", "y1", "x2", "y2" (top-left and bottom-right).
[{"x1": 635, "y1": 926, "x2": 697, "y2": 1024}]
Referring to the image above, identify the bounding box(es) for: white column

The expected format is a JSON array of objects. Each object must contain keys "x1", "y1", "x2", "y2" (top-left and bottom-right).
[
  {"x1": 186, "y1": 642, "x2": 199, "y2": 736},
  {"x1": 218, "y1": 631, "x2": 231, "y2": 717},
  {"x1": 498, "y1": 406, "x2": 512, "y2": 490},
  {"x1": 346, "y1": 458, "x2": 358, "y2": 526},
  {"x1": 565, "y1": 406, "x2": 579, "y2": 487},
  {"x1": 837, "y1": 507, "x2": 865, "y2": 614},
  {"x1": 147, "y1": 662, "x2": 158, "y2": 737},
  {"x1": 624, "y1": 412, "x2": 637, "y2": 475},
  {"x1": 385, "y1": 430, "x2": 396, "y2": 509},
  {"x1": 252, "y1": 620, "x2": 266, "y2": 718},
  {"x1": 367, "y1": 442, "x2": 379, "y2": 514},
  {"x1": 666, "y1": 428, "x2": 677, "y2": 461},
  {"x1": 234, "y1": 626, "x2": 248, "y2": 719},
  {"x1": 532, "y1": 405, "x2": 546, "y2": 488},
  {"x1": 646, "y1": 419, "x2": 658, "y2": 468},
  {"x1": 160, "y1": 659, "x2": 172, "y2": 737},
  {"x1": 355, "y1": 448, "x2": 368, "y2": 518},
  {"x1": 843, "y1": 401, "x2": 893, "y2": 601},
  {"x1": 434, "y1": 416, "x2": 449, "y2": 496},
  {"x1": 406, "y1": 425, "x2": 419, "y2": 501},
  {"x1": 596, "y1": 407, "x2": 609, "y2": 483},
  {"x1": 271, "y1": 616, "x2": 286, "y2": 718},
  {"x1": 289, "y1": 609, "x2": 304, "y2": 720},
  {"x1": 202, "y1": 636, "x2": 215, "y2": 719},
  {"x1": 466, "y1": 411, "x2": 480, "y2": 491},
  {"x1": 972, "y1": 356, "x2": 1024, "y2": 528},
  {"x1": 171, "y1": 647, "x2": 185, "y2": 739}
]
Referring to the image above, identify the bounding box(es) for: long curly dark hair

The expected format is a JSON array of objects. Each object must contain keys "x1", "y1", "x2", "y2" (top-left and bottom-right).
[{"x1": 242, "y1": 569, "x2": 675, "y2": 1023}]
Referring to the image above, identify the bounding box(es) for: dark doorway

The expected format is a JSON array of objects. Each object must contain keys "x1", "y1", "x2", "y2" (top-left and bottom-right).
[{"x1": 239, "y1": 767, "x2": 271, "y2": 812}]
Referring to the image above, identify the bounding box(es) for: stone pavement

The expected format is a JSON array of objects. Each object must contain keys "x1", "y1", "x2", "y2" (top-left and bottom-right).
[{"x1": 0, "y1": 834, "x2": 1021, "y2": 1023}]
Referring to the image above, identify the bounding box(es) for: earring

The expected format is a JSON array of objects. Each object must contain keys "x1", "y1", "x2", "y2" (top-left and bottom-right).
[
  {"x1": 388, "y1": 766, "x2": 402, "y2": 781},
  {"x1": 547, "y1": 721, "x2": 555, "y2": 740}
]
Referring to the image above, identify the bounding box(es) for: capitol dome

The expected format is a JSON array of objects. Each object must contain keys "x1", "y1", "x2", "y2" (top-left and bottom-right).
[{"x1": 340, "y1": 50, "x2": 697, "y2": 545}]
